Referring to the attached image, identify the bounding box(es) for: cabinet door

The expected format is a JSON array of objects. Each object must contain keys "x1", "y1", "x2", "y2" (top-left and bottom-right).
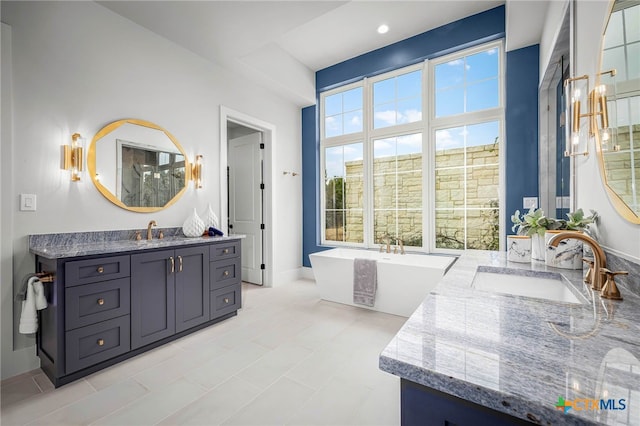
[
  {"x1": 175, "y1": 246, "x2": 210, "y2": 333},
  {"x1": 131, "y1": 250, "x2": 175, "y2": 349}
]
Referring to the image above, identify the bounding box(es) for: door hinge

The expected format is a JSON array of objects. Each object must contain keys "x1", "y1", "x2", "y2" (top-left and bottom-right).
[
  {"x1": 260, "y1": 224, "x2": 265, "y2": 230},
  {"x1": 260, "y1": 264, "x2": 266, "y2": 270},
  {"x1": 260, "y1": 183, "x2": 265, "y2": 190},
  {"x1": 260, "y1": 143, "x2": 265, "y2": 149}
]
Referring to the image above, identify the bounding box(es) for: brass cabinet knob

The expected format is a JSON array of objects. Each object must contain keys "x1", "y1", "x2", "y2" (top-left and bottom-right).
[
  {"x1": 97, "y1": 338, "x2": 104, "y2": 346},
  {"x1": 224, "y1": 298, "x2": 230, "y2": 304},
  {"x1": 97, "y1": 266, "x2": 104, "y2": 273},
  {"x1": 97, "y1": 298, "x2": 105, "y2": 306},
  {"x1": 223, "y1": 249, "x2": 229, "y2": 254},
  {"x1": 223, "y1": 270, "x2": 229, "y2": 277}
]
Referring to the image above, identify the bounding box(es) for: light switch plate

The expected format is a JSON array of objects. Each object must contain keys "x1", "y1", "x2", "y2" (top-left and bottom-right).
[
  {"x1": 523, "y1": 197, "x2": 538, "y2": 210},
  {"x1": 20, "y1": 194, "x2": 36, "y2": 211}
]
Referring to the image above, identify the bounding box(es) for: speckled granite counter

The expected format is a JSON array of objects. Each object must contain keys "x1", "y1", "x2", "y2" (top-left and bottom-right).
[
  {"x1": 380, "y1": 250, "x2": 640, "y2": 425},
  {"x1": 29, "y1": 228, "x2": 244, "y2": 259}
]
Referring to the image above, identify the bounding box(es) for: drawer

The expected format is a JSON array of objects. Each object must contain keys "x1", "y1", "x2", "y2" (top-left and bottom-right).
[
  {"x1": 209, "y1": 258, "x2": 241, "y2": 291},
  {"x1": 210, "y1": 284, "x2": 241, "y2": 319},
  {"x1": 209, "y1": 240, "x2": 240, "y2": 261},
  {"x1": 65, "y1": 278, "x2": 130, "y2": 331},
  {"x1": 65, "y1": 315, "x2": 130, "y2": 374},
  {"x1": 65, "y1": 255, "x2": 130, "y2": 287}
]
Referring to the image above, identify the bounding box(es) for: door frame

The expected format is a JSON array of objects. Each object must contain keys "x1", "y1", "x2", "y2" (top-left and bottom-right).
[{"x1": 220, "y1": 106, "x2": 274, "y2": 288}]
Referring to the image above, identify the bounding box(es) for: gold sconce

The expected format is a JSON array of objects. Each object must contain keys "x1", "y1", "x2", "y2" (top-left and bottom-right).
[
  {"x1": 595, "y1": 69, "x2": 618, "y2": 152},
  {"x1": 62, "y1": 133, "x2": 85, "y2": 181},
  {"x1": 564, "y1": 71, "x2": 613, "y2": 157},
  {"x1": 191, "y1": 154, "x2": 203, "y2": 188}
]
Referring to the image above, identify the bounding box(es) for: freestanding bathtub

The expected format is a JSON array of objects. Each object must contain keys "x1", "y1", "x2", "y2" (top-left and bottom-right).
[{"x1": 309, "y1": 248, "x2": 457, "y2": 317}]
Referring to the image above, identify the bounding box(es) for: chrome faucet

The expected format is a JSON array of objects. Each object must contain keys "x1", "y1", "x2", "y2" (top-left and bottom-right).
[
  {"x1": 147, "y1": 220, "x2": 157, "y2": 240},
  {"x1": 548, "y1": 232, "x2": 607, "y2": 291}
]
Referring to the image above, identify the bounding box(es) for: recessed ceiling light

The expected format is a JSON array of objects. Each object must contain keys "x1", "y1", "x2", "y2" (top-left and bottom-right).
[{"x1": 377, "y1": 24, "x2": 389, "y2": 34}]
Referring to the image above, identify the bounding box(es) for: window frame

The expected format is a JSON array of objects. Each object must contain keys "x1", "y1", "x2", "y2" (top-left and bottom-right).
[{"x1": 319, "y1": 40, "x2": 505, "y2": 253}]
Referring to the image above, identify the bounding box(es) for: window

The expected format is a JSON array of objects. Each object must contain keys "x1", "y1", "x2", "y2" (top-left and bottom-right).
[
  {"x1": 373, "y1": 133, "x2": 423, "y2": 246},
  {"x1": 320, "y1": 41, "x2": 503, "y2": 252},
  {"x1": 324, "y1": 87, "x2": 363, "y2": 138},
  {"x1": 324, "y1": 143, "x2": 364, "y2": 243}
]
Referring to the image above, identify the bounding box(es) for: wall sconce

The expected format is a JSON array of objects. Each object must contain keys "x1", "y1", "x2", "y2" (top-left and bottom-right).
[
  {"x1": 191, "y1": 154, "x2": 203, "y2": 188},
  {"x1": 61, "y1": 133, "x2": 84, "y2": 181},
  {"x1": 564, "y1": 71, "x2": 614, "y2": 157},
  {"x1": 596, "y1": 69, "x2": 617, "y2": 151},
  {"x1": 564, "y1": 75, "x2": 590, "y2": 157}
]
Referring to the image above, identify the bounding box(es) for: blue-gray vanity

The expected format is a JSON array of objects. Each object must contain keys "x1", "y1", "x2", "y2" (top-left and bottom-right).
[
  {"x1": 380, "y1": 251, "x2": 640, "y2": 426},
  {"x1": 29, "y1": 229, "x2": 243, "y2": 388}
]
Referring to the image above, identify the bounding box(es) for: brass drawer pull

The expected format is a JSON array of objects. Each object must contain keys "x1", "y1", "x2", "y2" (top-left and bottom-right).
[
  {"x1": 97, "y1": 338, "x2": 104, "y2": 346},
  {"x1": 97, "y1": 266, "x2": 104, "y2": 273},
  {"x1": 169, "y1": 256, "x2": 175, "y2": 273},
  {"x1": 223, "y1": 249, "x2": 229, "y2": 254},
  {"x1": 223, "y1": 270, "x2": 230, "y2": 277},
  {"x1": 178, "y1": 256, "x2": 183, "y2": 272},
  {"x1": 97, "y1": 298, "x2": 105, "y2": 306},
  {"x1": 224, "y1": 298, "x2": 230, "y2": 304}
]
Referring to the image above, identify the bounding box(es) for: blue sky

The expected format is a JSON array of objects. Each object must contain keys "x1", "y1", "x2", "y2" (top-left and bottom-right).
[{"x1": 324, "y1": 47, "x2": 500, "y2": 179}]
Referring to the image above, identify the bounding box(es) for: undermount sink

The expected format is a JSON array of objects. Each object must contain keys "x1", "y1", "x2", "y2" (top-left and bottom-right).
[{"x1": 471, "y1": 266, "x2": 586, "y2": 304}]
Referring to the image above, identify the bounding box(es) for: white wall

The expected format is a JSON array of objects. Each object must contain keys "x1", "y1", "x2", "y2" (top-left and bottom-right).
[
  {"x1": 572, "y1": 0, "x2": 640, "y2": 262},
  {"x1": 538, "y1": 0, "x2": 640, "y2": 262},
  {"x1": 0, "y1": 1, "x2": 302, "y2": 379}
]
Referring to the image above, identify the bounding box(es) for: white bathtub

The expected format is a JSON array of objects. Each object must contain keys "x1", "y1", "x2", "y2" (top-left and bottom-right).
[{"x1": 309, "y1": 248, "x2": 457, "y2": 317}]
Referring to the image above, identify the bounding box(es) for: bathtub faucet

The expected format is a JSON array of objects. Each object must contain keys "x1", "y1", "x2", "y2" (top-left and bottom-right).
[
  {"x1": 397, "y1": 238, "x2": 405, "y2": 255},
  {"x1": 383, "y1": 235, "x2": 391, "y2": 253}
]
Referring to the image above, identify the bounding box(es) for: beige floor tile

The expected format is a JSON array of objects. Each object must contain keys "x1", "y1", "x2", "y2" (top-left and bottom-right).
[
  {"x1": 31, "y1": 373, "x2": 54, "y2": 393},
  {"x1": 286, "y1": 376, "x2": 372, "y2": 425},
  {"x1": 85, "y1": 343, "x2": 184, "y2": 391},
  {"x1": 91, "y1": 378, "x2": 205, "y2": 426},
  {"x1": 184, "y1": 341, "x2": 269, "y2": 389},
  {"x1": 27, "y1": 379, "x2": 148, "y2": 425},
  {"x1": 284, "y1": 345, "x2": 348, "y2": 391},
  {"x1": 222, "y1": 377, "x2": 315, "y2": 426},
  {"x1": 133, "y1": 340, "x2": 230, "y2": 389},
  {"x1": 236, "y1": 342, "x2": 312, "y2": 390},
  {"x1": 348, "y1": 376, "x2": 400, "y2": 425},
  {"x1": 157, "y1": 376, "x2": 262, "y2": 426},
  {"x1": 0, "y1": 380, "x2": 95, "y2": 426},
  {"x1": 0, "y1": 374, "x2": 43, "y2": 409}
]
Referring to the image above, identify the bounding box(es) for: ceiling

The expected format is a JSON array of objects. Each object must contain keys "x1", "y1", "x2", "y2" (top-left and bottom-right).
[{"x1": 98, "y1": 1, "x2": 550, "y2": 106}]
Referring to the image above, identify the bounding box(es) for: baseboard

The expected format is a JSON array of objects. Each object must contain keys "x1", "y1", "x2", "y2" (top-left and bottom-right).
[
  {"x1": 300, "y1": 266, "x2": 315, "y2": 281},
  {"x1": 273, "y1": 268, "x2": 303, "y2": 285}
]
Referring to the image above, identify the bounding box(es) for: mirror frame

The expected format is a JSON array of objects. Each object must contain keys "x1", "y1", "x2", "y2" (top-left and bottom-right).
[
  {"x1": 595, "y1": 0, "x2": 640, "y2": 224},
  {"x1": 88, "y1": 119, "x2": 191, "y2": 213}
]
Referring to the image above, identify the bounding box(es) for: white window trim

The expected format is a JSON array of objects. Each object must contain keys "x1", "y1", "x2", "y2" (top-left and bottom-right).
[
  {"x1": 320, "y1": 40, "x2": 505, "y2": 252},
  {"x1": 428, "y1": 40, "x2": 505, "y2": 253}
]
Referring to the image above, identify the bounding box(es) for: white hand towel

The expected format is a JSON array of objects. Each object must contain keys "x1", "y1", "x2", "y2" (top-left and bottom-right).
[
  {"x1": 19, "y1": 277, "x2": 39, "y2": 334},
  {"x1": 33, "y1": 279, "x2": 47, "y2": 310}
]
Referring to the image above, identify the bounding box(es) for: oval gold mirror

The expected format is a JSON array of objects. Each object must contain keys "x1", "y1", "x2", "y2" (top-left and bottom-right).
[
  {"x1": 596, "y1": 0, "x2": 640, "y2": 224},
  {"x1": 88, "y1": 119, "x2": 190, "y2": 213}
]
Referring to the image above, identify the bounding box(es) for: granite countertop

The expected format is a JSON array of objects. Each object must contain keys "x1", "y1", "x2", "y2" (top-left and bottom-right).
[
  {"x1": 380, "y1": 250, "x2": 640, "y2": 425},
  {"x1": 29, "y1": 228, "x2": 244, "y2": 259}
]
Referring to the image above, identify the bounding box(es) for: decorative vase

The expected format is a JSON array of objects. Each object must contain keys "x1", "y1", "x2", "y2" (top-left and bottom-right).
[
  {"x1": 182, "y1": 208, "x2": 205, "y2": 237},
  {"x1": 202, "y1": 203, "x2": 219, "y2": 229},
  {"x1": 544, "y1": 230, "x2": 583, "y2": 269},
  {"x1": 507, "y1": 235, "x2": 531, "y2": 263},
  {"x1": 530, "y1": 233, "x2": 546, "y2": 261}
]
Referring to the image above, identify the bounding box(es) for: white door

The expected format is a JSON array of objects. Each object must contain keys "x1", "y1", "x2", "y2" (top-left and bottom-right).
[{"x1": 228, "y1": 132, "x2": 263, "y2": 285}]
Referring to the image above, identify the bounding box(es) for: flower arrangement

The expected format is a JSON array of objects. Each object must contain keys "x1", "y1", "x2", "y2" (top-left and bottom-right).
[{"x1": 511, "y1": 207, "x2": 598, "y2": 237}]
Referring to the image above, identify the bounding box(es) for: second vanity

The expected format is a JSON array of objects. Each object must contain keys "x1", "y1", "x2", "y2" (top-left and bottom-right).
[
  {"x1": 380, "y1": 250, "x2": 640, "y2": 425},
  {"x1": 29, "y1": 229, "x2": 243, "y2": 387}
]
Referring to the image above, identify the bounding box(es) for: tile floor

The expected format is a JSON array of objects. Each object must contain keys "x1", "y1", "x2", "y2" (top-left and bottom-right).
[{"x1": 1, "y1": 279, "x2": 406, "y2": 425}]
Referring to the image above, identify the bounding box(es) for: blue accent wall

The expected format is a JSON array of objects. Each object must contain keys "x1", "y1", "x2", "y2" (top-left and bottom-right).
[
  {"x1": 303, "y1": 5, "x2": 539, "y2": 266},
  {"x1": 302, "y1": 105, "x2": 329, "y2": 267},
  {"x1": 505, "y1": 45, "x2": 540, "y2": 235}
]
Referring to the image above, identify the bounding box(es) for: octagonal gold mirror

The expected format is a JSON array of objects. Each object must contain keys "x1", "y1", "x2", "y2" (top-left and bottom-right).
[{"x1": 88, "y1": 119, "x2": 190, "y2": 212}]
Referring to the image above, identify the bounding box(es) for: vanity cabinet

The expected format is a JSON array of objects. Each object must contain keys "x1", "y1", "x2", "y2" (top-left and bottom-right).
[
  {"x1": 131, "y1": 246, "x2": 209, "y2": 349},
  {"x1": 35, "y1": 237, "x2": 241, "y2": 388}
]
